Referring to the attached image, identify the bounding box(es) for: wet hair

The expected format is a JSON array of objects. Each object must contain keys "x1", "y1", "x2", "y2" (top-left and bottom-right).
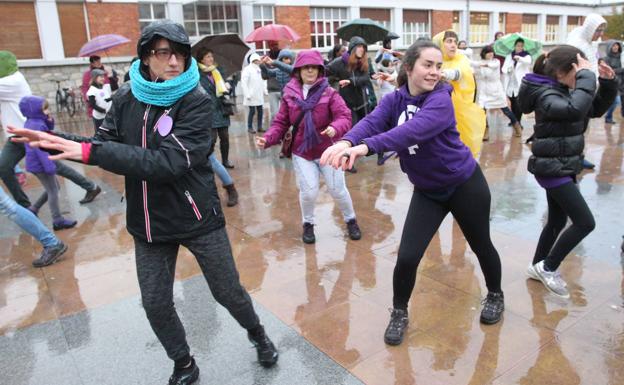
[
  {"x1": 443, "y1": 31, "x2": 458, "y2": 42},
  {"x1": 533, "y1": 45, "x2": 586, "y2": 78},
  {"x1": 194, "y1": 47, "x2": 214, "y2": 63},
  {"x1": 396, "y1": 40, "x2": 441, "y2": 87},
  {"x1": 347, "y1": 49, "x2": 369, "y2": 73},
  {"x1": 480, "y1": 45, "x2": 495, "y2": 59},
  {"x1": 139, "y1": 37, "x2": 190, "y2": 62},
  {"x1": 514, "y1": 38, "x2": 525, "y2": 46}
]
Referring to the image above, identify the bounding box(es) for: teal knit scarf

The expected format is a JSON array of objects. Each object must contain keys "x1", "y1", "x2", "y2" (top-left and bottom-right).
[{"x1": 129, "y1": 58, "x2": 199, "y2": 107}]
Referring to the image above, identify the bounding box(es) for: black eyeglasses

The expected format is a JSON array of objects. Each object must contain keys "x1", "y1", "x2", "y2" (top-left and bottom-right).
[{"x1": 150, "y1": 48, "x2": 188, "y2": 61}]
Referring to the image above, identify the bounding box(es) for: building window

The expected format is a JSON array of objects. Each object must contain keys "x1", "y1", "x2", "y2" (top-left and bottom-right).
[
  {"x1": 567, "y1": 16, "x2": 583, "y2": 34},
  {"x1": 545, "y1": 15, "x2": 560, "y2": 43},
  {"x1": 498, "y1": 13, "x2": 506, "y2": 35},
  {"x1": 139, "y1": 2, "x2": 167, "y2": 31},
  {"x1": 452, "y1": 11, "x2": 461, "y2": 35},
  {"x1": 469, "y1": 12, "x2": 489, "y2": 45},
  {"x1": 360, "y1": 8, "x2": 391, "y2": 37},
  {"x1": 402, "y1": 10, "x2": 430, "y2": 46},
  {"x1": 252, "y1": 5, "x2": 274, "y2": 54},
  {"x1": 183, "y1": 2, "x2": 240, "y2": 38},
  {"x1": 521, "y1": 14, "x2": 538, "y2": 40},
  {"x1": 310, "y1": 7, "x2": 348, "y2": 48}
]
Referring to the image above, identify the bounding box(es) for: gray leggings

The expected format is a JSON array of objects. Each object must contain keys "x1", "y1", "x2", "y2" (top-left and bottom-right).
[
  {"x1": 134, "y1": 227, "x2": 260, "y2": 361},
  {"x1": 33, "y1": 173, "x2": 62, "y2": 220}
]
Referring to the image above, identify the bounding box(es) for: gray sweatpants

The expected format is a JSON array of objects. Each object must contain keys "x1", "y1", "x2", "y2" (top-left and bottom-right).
[
  {"x1": 33, "y1": 173, "x2": 62, "y2": 220},
  {"x1": 134, "y1": 227, "x2": 260, "y2": 361}
]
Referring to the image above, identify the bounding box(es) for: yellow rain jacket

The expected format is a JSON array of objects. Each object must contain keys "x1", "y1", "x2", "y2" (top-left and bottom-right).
[{"x1": 432, "y1": 31, "x2": 486, "y2": 157}]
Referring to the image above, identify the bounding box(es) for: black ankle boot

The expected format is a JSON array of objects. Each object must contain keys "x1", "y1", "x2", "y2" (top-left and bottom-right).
[
  {"x1": 248, "y1": 326, "x2": 278, "y2": 368},
  {"x1": 302, "y1": 222, "x2": 315, "y2": 244},
  {"x1": 168, "y1": 357, "x2": 199, "y2": 385}
]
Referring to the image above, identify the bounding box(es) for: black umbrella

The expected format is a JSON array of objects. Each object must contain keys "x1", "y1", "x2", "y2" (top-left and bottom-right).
[
  {"x1": 336, "y1": 18, "x2": 389, "y2": 44},
  {"x1": 191, "y1": 34, "x2": 251, "y2": 76},
  {"x1": 386, "y1": 32, "x2": 400, "y2": 40}
]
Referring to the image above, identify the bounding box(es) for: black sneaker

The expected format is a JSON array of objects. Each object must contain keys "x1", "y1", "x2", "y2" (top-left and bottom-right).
[
  {"x1": 302, "y1": 222, "x2": 315, "y2": 244},
  {"x1": 346, "y1": 219, "x2": 361, "y2": 240},
  {"x1": 621, "y1": 236, "x2": 624, "y2": 253},
  {"x1": 384, "y1": 308, "x2": 408, "y2": 346},
  {"x1": 32, "y1": 242, "x2": 67, "y2": 267},
  {"x1": 480, "y1": 291, "x2": 505, "y2": 325},
  {"x1": 168, "y1": 357, "x2": 199, "y2": 385},
  {"x1": 248, "y1": 327, "x2": 278, "y2": 368},
  {"x1": 79, "y1": 185, "x2": 101, "y2": 204}
]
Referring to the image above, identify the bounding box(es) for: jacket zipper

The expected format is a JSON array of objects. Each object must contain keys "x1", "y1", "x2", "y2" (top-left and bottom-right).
[
  {"x1": 184, "y1": 190, "x2": 203, "y2": 221},
  {"x1": 142, "y1": 105, "x2": 153, "y2": 242}
]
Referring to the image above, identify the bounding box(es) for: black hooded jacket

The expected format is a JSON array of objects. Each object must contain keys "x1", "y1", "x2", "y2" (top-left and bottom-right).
[
  {"x1": 605, "y1": 40, "x2": 624, "y2": 93},
  {"x1": 519, "y1": 70, "x2": 616, "y2": 177},
  {"x1": 57, "y1": 21, "x2": 224, "y2": 243}
]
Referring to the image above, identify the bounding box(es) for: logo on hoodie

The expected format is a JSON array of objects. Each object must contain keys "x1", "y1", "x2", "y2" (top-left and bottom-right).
[{"x1": 397, "y1": 104, "x2": 421, "y2": 155}]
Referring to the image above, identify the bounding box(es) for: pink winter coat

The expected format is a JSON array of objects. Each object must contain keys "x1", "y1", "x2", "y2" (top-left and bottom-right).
[{"x1": 263, "y1": 50, "x2": 352, "y2": 161}]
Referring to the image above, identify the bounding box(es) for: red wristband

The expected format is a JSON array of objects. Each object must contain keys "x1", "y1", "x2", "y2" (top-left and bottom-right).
[{"x1": 81, "y1": 142, "x2": 92, "y2": 164}]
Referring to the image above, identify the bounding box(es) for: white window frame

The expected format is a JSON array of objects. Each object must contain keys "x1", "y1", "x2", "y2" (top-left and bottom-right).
[
  {"x1": 402, "y1": 11, "x2": 430, "y2": 47},
  {"x1": 522, "y1": 15, "x2": 539, "y2": 40},
  {"x1": 545, "y1": 16, "x2": 560, "y2": 43},
  {"x1": 310, "y1": 7, "x2": 349, "y2": 49},
  {"x1": 252, "y1": 5, "x2": 275, "y2": 54},
  {"x1": 498, "y1": 13, "x2": 506, "y2": 35},
  {"x1": 139, "y1": 2, "x2": 168, "y2": 31},
  {"x1": 469, "y1": 12, "x2": 490, "y2": 45},
  {"x1": 183, "y1": 2, "x2": 241, "y2": 38}
]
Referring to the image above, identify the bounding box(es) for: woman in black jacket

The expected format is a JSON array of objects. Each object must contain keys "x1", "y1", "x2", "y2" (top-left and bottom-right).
[
  {"x1": 519, "y1": 45, "x2": 616, "y2": 299},
  {"x1": 603, "y1": 40, "x2": 624, "y2": 123},
  {"x1": 9, "y1": 20, "x2": 277, "y2": 385}
]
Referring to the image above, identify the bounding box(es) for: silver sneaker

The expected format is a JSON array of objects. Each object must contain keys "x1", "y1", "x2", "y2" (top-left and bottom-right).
[
  {"x1": 534, "y1": 261, "x2": 570, "y2": 298},
  {"x1": 526, "y1": 263, "x2": 539, "y2": 280}
]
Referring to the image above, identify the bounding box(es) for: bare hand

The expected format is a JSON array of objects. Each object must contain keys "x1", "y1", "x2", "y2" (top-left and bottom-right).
[
  {"x1": 321, "y1": 126, "x2": 336, "y2": 138},
  {"x1": 513, "y1": 55, "x2": 520, "y2": 61},
  {"x1": 255, "y1": 136, "x2": 267, "y2": 149},
  {"x1": 392, "y1": 51, "x2": 404, "y2": 58},
  {"x1": 262, "y1": 56, "x2": 274, "y2": 65},
  {"x1": 572, "y1": 54, "x2": 592, "y2": 72},
  {"x1": 338, "y1": 79, "x2": 351, "y2": 88},
  {"x1": 8, "y1": 126, "x2": 82, "y2": 161},
  {"x1": 598, "y1": 61, "x2": 616, "y2": 79}
]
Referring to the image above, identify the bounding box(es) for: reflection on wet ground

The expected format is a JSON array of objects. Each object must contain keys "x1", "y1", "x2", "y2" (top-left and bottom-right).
[{"x1": 1, "y1": 108, "x2": 623, "y2": 384}]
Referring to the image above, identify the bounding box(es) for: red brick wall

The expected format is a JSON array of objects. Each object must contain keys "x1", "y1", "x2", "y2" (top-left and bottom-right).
[
  {"x1": 0, "y1": 2, "x2": 42, "y2": 59},
  {"x1": 84, "y1": 3, "x2": 140, "y2": 57},
  {"x1": 275, "y1": 6, "x2": 311, "y2": 49},
  {"x1": 506, "y1": 13, "x2": 522, "y2": 34},
  {"x1": 432, "y1": 11, "x2": 453, "y2": 36}
]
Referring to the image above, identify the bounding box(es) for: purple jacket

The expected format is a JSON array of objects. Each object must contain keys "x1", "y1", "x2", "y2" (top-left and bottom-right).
[
  {"x1": 19, "y1": 96, "x2": 56, "y2": 174},
  {"x1": 344, "y1": 83, "x2": 476, "y2": 191},
  {"x1": 263, "y1": 50, "x2": 352, "y2": 161}
]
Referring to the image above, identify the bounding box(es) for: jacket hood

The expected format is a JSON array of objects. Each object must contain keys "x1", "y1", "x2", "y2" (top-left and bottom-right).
[
  {"x1": 19, "y1": 96, "x2": 47, "y2": 120},
  {"x1": 576, "y1": 13, "x2": 607, "y2": 43},
  {"x1": 0, "y1": 51, "x2": 18, "y2": 78},
  {"x1": 432, "y1": 30, "x2": 461, "y2": 61},
  {"x1": 519, "y1": 73, "x2": 561, "y2": 112},
  {"x1": 606, "y1": 40, "x2": 622, "y2": 58},
  {"x1": 248, "y1": 53, "x2": 261, "y2": 64},
  {"x1": 293, "y1": 50, "x2": 324, "y2": 71},
  {"x1": 348, "y1": 36, "x2": 367, "y2": 54},
  {"x1": 277, "y1": 49, "x2": 295, "y2": 61},
  {"x1": 137, "y1": 20, "x2": 191, "y2": 69}
]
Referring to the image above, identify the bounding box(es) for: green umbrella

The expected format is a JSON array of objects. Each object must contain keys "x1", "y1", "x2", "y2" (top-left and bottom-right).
[
  {"x1": 336, "y1": 18, "x2": 389, "y2": 44},
  {"x1": 493, "y1": 33, "x2": 542, "y2": 57}
]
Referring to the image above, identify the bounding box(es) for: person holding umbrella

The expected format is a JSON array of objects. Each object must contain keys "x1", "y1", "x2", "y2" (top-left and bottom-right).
[
  {"x1": 9, "y1": 20, "x2": 278, "y2": 384},
  {"x1": 375, "y1": 33, "x2": 400, "y2": 64}
]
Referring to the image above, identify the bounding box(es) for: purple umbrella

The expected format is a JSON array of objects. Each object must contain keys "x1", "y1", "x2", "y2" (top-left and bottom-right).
[{"x1": 78, "y1": 34, "x2": 131, "y2": 57}]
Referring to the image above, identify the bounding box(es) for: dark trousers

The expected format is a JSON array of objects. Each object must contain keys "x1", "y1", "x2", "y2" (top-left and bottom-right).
[
  {"x1": 509, "y1": 95, "x2": 523, "y2": 125},
  {"x1": 0, "y1": 141, "x2": 96, "y2": 208},
  {"x1": 247, "y1": 106, "x2": 263, "y2": 131},
  {"x1": 393, "y1": 166, "x2": 502, "y2": 309},
  {"x1": 210, "y1": 127, "x2": 230, "y2": 163},
  {"x1": 500, "y1": 107, "x2": 518, "y2": 125},
  {"x1": 533, "y1": 182, "x2": 595, "y2": 271},
  {"x1": 134, "y1": 227, "x2": 260, "y2": 361}
]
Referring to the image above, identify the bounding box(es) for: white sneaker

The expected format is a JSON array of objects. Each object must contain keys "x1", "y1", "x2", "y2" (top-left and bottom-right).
[
  {"x1": 534, "y1": 261, "x2": 570, "y2": 299},
  {"x1": 526, "y1": 263, "x2": 539, "y2": 280}
]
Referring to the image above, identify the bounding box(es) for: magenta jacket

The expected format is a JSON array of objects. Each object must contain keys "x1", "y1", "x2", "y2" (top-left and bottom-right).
[{"x1": 262, "y1": 50, "x2": 352, "y2": 161}]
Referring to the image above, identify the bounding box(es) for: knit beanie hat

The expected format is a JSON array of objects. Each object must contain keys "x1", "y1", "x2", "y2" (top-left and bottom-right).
[{"x1": 91, "y1": 68, "x2": 106, "y2": 79}]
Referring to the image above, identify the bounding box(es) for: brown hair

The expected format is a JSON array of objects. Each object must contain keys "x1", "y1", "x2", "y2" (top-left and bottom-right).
[
  {"x1": 42, "y1": 100, "x2": 49, "y2": 112},
  {"x1": 443, "y1": 30, "x2": 458, "y2": 42},
  {"x1": 347, "y1": 50, "x2": 369, "y2": 73},
  {"x1": 397, "y1": 40, "x2": 441, "y2": 87},
  {"x1": 533, "y1": 45, "x2": 586, "y2": 79}
]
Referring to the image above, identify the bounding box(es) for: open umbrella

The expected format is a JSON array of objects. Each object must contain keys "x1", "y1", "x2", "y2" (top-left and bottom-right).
[
  {"x1": 245, "y1": 24, "x2": 300, "y2": 43},
  {"x1": 493, "y1": 33, "x2": 542, "y2": 57},
  {"x1": 386, "y1": 32, "x2": 400, "y2": 40},
  {"x1": 336, "y1": 18, "x2": 389, "y2": 44},
  {"x1": 78, "y1": 34, "x2": 131, "y2": 57},
  {"x1": 191, "y1": 34, "x2": 251, "y2": 76}
]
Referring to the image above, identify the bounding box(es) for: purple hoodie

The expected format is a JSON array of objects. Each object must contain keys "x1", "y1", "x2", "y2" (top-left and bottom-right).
[
  {"x1": 343, "y1": 83, "x2": 476, "y2": 191},
  {"x1": 19, "y1": 95, "x2": 56, "y2": 175}
]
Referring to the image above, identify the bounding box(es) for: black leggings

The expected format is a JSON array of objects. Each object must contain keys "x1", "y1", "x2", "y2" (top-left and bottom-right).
[
  {"x1": 393, "y1": 165, "x2": 501, "y2": 309},
  {"x1": 210, "y1": 126, "x2": 230, "y2": 163},
  {"x1": 509, "y1": 95, "x2": 523, "y2": 124},
  {"x1": 393, "y1": 166, "x2": 502, "y2": 309},
  {"x1": 532, "y1": 182, "x2": 595, "y2": 271}
]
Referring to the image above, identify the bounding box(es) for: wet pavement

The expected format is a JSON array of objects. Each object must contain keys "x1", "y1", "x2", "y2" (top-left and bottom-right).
[{"x1": 1, "y1": 107, "x2": 623, "y2": 385}]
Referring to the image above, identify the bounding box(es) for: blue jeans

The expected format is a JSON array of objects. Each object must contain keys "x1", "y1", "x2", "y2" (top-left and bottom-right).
[
  {"x1": 605, "y1": 95, "x2": 620, "y2": 121},
  {"x1": 209, "y1": 154, "x2": 233, "y2": 186},
  {"x1": 0, "y1": 186, "x2": 59, "y2": 248}
]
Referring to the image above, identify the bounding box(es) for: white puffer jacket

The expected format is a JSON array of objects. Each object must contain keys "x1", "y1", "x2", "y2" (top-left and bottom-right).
[{"x1": 566, "y1": 13, "x2": 607, "y2": 74}]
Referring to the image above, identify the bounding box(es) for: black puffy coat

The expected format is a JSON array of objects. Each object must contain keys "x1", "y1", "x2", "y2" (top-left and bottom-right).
[
  {"x1": 604, "y1": 40, "x2": 624, "y2": 93},
  {"x1": 326, "y1": 54, "x2": 374, "y2": 112},
  {"x1": 198, "y1": 66, "x2": 231, "y2": 129},
  {"x1": 519, "y1": 70, "x2": 616, "y2": 177}
]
